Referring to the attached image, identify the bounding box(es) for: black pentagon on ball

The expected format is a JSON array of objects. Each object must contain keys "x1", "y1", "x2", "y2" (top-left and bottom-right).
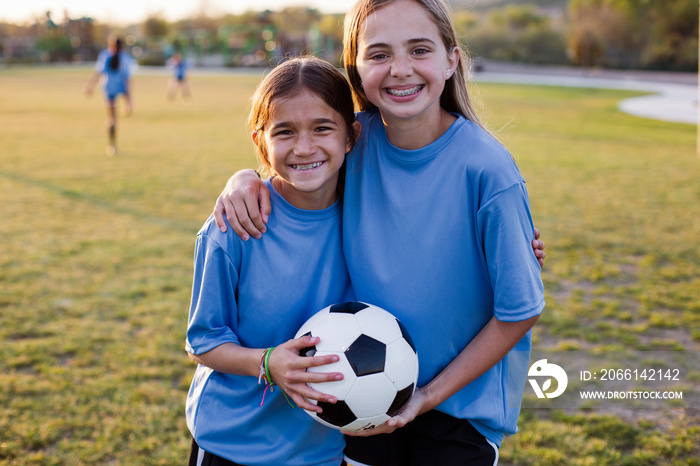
[
  {"x1": 317, "y1": 400, "x2": 357, "y2": 428},
  {"x1": 345, "y1": 334, "x2": 386, "y2": 376},
  {"x1": 329, "y1": 301, "x2": 369, "y2": 314},
  {"x1": 387, "y1": 383, "x2": 414, "y2": 416},
  {"x1": 298, "y1": 331, "x2": 317, "y2": 357},
  {"x1": 396, "y1": 319, "x2": 416, "y2": 353}
]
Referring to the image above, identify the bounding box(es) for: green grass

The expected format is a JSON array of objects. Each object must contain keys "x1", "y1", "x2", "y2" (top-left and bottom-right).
[{"x1": 1, "y1": 66, "x2": 698, "y2": 464}]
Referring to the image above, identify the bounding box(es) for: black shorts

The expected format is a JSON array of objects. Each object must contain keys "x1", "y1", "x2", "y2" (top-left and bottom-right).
[
  {"x1": 189, "y1": 437, "x2": 347, "y2": 466},
  {"x1": 189, "y1": 438, "x2": 245, "y2": 466},
  {"x1": 343, "y1": 410, "x2": 499, "y2": 466}
]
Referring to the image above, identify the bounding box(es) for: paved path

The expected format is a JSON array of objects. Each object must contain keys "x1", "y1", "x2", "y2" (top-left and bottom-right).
[{"x1": 471, "y1": 61, "x2": 698, "y2": 125}]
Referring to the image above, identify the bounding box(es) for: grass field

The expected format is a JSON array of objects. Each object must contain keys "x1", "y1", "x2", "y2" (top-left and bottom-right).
[{"x1": 1, "y1": 66, "x2": 698, "y2": 465}]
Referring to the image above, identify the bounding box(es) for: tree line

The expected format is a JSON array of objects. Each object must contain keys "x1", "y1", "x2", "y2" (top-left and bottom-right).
[
  {"x1": 454, "y1": 0, "x2": 697, "y2": 71},
  {"x1": 0, "y1": 0, "x2": 697, "y2": 72}
]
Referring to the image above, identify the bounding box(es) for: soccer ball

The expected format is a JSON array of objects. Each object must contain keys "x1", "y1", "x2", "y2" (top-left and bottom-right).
[{"x1": 294, "y1": 301, "x2": 419, "y2": 432}]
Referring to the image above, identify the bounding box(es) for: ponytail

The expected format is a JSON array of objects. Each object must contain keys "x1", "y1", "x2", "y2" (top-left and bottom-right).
[{"x1": 109, "y1": 37, "x2": 122, "y2": 71}]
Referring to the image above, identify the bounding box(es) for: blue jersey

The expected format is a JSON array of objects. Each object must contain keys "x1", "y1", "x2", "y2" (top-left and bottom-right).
[
  {"x1": 186, "y1": 179, "x2": 352, "y2": 465},
  {"x1": 173, "y1": 59, "x2": 188, "y2": 80},
  {"x1": 95, "y1": 49, "x2": 134, "y2": 98},
  {"x1": 343, "y1": 110, "x2": 545, "y2": 447}
]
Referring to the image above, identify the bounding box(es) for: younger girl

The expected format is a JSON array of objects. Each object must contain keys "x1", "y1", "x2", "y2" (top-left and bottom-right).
[
  {"x1": 185, "y1": 57, "x2": 360, "y2": 466},
  {"x1": 213, "y1": 1, "x2": 545, "y2": 464},
  {"x1": 86, "y1": 34, "x2": 134, "y2": 155}
]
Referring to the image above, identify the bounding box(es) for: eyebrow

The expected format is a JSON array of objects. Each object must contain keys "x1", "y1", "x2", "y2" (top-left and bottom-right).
[
  {"x1": 363, "y1": 37, "x2": 439, "y2": 51},
  {"x1": 311, "y1": 118, "x2": 339, "y2": 125},
  {"x1": 270, "y1": 118, "x2": 339, "y2": 129}
]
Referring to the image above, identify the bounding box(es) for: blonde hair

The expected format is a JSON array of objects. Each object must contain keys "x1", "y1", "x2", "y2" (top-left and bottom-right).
[
  {"x1": 343, "y1": 0, "x2": 493, "y2": 137},
  {"x1": 248, "y1": 56, "x2": 357, "y2": 176}
]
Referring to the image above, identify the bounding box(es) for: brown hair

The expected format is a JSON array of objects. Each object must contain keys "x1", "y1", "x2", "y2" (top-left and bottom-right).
[
  {"x1": 343, "y1": 0, "x2": 492, "y2": 136},
  {"x1": 248, "y1": 56, "x2": 357, "y2": 176}
]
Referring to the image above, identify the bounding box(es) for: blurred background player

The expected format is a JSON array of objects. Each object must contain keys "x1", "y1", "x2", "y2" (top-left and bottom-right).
[
  {"x1": 86, "y1": 34, "x2": 134, "y2": 156},
  {"x1": 167, "y1": 51, "x2": 191, "y2": 100}
]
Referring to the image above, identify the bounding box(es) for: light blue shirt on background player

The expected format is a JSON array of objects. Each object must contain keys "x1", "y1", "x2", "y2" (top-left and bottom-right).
[
  {"x1": 171, "y1": 57, "x2": 189, "y2": 81},
  {"x1": 186, "y1": 178, "x2": 352, "y2": 466},
  {"x1": 94, "y1": 49, "x2": 134, "y2": 100},
  {"x1": 343, "y1": 109, "x2": 545, "y2": 448}
]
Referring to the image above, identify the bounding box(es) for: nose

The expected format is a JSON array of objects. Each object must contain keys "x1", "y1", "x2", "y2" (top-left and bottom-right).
[
  {"x1": 294, "y1": 132, "x2": 316, "y2": 157},
  {"x1": 391, "y1": 55, "x2": 413, "y2": 78}
]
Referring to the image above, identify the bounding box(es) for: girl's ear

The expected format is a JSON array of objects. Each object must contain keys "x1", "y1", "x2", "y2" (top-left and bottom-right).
[
  {"x1": 252, "y1": 130, "x2": 269, "y2": 165},
  {"x1": 446, "y1": 46, "x2": 460, "y2": 78}
]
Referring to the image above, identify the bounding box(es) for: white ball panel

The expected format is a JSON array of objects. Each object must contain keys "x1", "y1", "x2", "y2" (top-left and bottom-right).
[
  {"x1": 307, "y1": 351, "x2": 356, "y2": 399},
  {"x1": 355, "y1": 306, "x2": 402, "y2": 344},
  {"x1": 344, "y1": 373, "x2": 396, "y2": 417},
  {"x1": 384, "y1": 339, "x2": 419, "y2": 389},
  {"x1": 312, "y1": 313, "x2": 363, "y2": 352},
  {"x1": 294, "y1": 307, "x2": 330, "y2": 339}
]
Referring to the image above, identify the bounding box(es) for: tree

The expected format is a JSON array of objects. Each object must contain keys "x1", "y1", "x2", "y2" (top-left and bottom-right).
[
  {"x1": 567, "y1": 0, "x2": 626, "y2": 67},
  {"x1": 317, "y1": 14, "x2": 345, "y2": 64},
  {"x1": 459, "y1": 5, "x2": 567, "y2": 65},
  {"x1": 643, "y1": 0, "x2": 698, "y2": 70},
  {"x1": 271, "y1": 7, "x2": 321, "y2": 56},
  {"x1": 143, "y1": 14, "x2": 170, "y2": 42},
  {"x1": 567, "y1": 0, "x2": 698, "y2": 70}
]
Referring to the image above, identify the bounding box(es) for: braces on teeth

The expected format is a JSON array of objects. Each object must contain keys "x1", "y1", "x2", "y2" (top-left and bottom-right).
[
  {"x1": 293, "y1": 162, "x2": 322, "y2": 170},
  {"x1": 388, "y1": 86, "x2": 422, "y2": 97}
]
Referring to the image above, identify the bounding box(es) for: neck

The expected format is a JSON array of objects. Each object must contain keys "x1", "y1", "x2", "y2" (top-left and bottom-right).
[
  {"x1": 271, "y1": 176, "x2": 338, "y2": 211},
  {"x1": 382, "y1": 107, "x2": 457, "y2": 150}
]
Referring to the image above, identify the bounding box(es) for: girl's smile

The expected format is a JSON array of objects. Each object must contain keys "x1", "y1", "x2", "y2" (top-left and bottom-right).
[
  {"x1": 385, "y1": 85, "x2": 425, "y2": 98},
  {"x1": 291, "y1": 161, "x2": 325, "y2": 171}
]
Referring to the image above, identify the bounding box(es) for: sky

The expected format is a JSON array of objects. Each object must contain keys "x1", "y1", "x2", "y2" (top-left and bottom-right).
[{"x1": 0, "y1": 0, "x2": 359, "y2": 24}]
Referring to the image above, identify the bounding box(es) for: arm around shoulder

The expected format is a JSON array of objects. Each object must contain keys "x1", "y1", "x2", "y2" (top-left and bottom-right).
[{"x1": 213, "y1": 169, "x2": 271, "y2": 239}]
